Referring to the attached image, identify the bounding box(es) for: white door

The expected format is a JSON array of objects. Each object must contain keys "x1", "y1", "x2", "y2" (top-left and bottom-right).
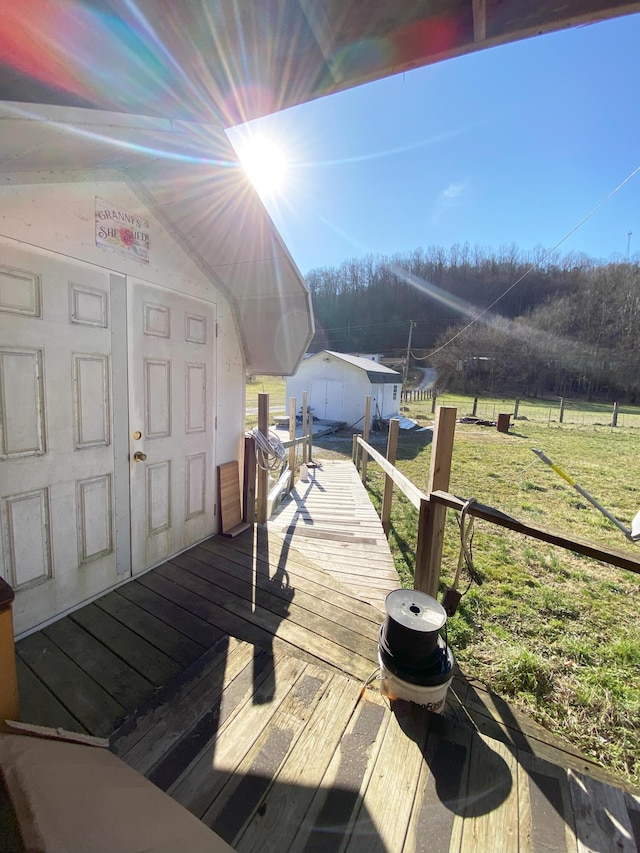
[
  {"x1": 0, "y1": 247, "x2": 218, "y2": 635},
  {"x1": 127, "y1": 280, "x2": 216, "y2": 573},
  {"x1": 310, "y1": 379, "x2": 343, "y2": 421},
  {"x1": 0, "y1": 244, "x2": 125, "y2": 634}
]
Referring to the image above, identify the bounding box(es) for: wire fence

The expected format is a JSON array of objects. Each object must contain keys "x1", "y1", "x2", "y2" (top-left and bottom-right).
[{"x1": 424, "y1": 394, "x2": 640, "y2": 428}]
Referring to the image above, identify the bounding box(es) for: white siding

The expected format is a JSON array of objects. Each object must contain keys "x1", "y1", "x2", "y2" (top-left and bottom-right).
[{"x1": 286, "y1": 353, "x2": 401, "y2": 429}]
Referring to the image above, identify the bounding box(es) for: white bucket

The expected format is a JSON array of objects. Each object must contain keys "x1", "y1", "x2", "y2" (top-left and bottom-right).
[
  {"x1": 379, "y1": 654, "x2": 452, "y2": 714},
  {"x1": 299, "y1": 463, "x2": 309, "y2": 482}
]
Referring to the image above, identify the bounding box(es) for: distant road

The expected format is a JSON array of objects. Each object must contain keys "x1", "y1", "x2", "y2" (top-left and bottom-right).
[{"x1": 414, "y1": 368, "x2": 436, "y2": 390}]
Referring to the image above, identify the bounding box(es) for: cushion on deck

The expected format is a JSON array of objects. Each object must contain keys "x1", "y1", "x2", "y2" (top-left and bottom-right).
[{"x1": 0, "y1": 731, "x2": 234, "y2": 853}]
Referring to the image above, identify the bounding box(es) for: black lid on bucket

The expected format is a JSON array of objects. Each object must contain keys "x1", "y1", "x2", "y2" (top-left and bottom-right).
[
  {"x1": 379, "y1": 590, "x2": 452, "y2": 684},
  {"x1": 384, "y1": 590, "x2": 447, "y2": 635}
]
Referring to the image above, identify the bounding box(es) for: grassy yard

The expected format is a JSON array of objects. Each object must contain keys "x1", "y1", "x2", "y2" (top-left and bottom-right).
[
  {"x1": 245, "y1": 375, "x2": 287, "y2": 430},
  {"x1": 361, "y1": 402, "x2": 640, "y2": 788},
  {"x1": 245, "y1": 378, "x2": 640, "y2": 786}
]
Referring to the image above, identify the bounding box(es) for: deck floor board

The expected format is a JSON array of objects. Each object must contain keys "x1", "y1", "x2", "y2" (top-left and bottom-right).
[{"x1": 269, "y1": 459, "x2": 399, "y2": 612}]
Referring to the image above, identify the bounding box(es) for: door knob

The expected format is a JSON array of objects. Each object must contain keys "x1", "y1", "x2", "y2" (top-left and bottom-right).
[{"x1": 133, "y1": 451, "x2": 147, "y2": 462}]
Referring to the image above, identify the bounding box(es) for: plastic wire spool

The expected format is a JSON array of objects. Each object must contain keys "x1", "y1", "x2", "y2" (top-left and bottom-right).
[{"x1": 378, "y1": 589, "x2": 454, "y2": 713}]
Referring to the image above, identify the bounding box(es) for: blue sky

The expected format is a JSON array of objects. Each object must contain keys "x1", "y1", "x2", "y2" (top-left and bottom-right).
[{"x1": 228, "y1": 13, "x2": 640, "y2": 276}]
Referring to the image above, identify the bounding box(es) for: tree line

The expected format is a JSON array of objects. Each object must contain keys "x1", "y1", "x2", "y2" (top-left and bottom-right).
[{"x1": 306, "y1": 244, "x2": 640, "y2": 402}]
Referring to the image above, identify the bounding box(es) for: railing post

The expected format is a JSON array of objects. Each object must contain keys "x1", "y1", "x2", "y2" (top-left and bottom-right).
[
  {"x1": 352, "y1": 433, "x2": 359, "y2": 465},
  {"x1": 308, "y1": 411, "x2": 314, "y2": 461},
  {"x1": 256, "y1": 393, "x2": 269, "y2": 523},
  {"x1": 243, "y1": 434, "x2": 256, "y2": 524},
  {"x1": 302, "y1": 392, "x2": 308, "y2": 464},
  {"x1": 414, "y1": 406, "x2": 457, "y2": 597},
  {"x1": 0, "y1": 578, "x2": 19, "y2": 724},
  {"x1": 381, "y1": 419, "x2": 399, "y2": 537},
  {"x1": 361, "y1": 395, "x2": 371, "y2": 484},
  {"x1": 288, "y1": 396, "x2": 296, "y2": 481}
]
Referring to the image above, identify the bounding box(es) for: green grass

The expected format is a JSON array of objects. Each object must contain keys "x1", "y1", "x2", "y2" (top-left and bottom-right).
[
  {"x1": 245, "y1": 375, "x2": 286, "y2": 430},
  {"x1": 359, "y1": 398, "x2": 640, "y2": 787}
]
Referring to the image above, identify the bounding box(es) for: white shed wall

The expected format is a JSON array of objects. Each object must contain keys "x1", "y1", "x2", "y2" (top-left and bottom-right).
[{"x1": 286, "y1": 354, "x2": 400, "y2": 429}]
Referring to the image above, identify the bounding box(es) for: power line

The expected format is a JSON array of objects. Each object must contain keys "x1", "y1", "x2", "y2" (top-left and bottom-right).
[{"x1": 422, "y1": 163, "x2": 640, "y2": 360}]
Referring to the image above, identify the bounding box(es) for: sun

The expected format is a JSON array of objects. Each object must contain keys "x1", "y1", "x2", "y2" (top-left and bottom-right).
[{"x1": 236, "y1": 134, "x2": 287, "y2": 197}]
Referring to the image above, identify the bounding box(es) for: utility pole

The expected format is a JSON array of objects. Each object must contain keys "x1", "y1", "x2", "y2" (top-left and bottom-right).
[
  {"x1": 627, "y1": 231, "x2": 633, "y2": 261},
  {"x1": 403, "y1": 320, "x2": 416, "y2": 386}
]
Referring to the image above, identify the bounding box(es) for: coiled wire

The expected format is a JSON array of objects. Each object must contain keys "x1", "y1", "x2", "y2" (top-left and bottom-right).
[{"x1": 248, "y1": 428, "x2": 286, "y2": 472}]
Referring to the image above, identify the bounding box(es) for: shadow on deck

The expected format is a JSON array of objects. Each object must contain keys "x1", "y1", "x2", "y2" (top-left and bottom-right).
[{"x1": 14, "y1": 499, "x2": 640, "y2": 851}]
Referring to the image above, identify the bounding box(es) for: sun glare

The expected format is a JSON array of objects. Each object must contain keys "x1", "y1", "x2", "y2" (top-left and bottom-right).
[{"x1": 237, "y1": 134, "x2": 287, "y2": 196}]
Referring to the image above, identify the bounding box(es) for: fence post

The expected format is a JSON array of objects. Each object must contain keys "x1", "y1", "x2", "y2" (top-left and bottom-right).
[
  {"x1": 288, "y1": 396, "x2": 296, "y2": 482},
  {"x1": 381, "y1": 419, "x2": 399, "y2": 537},
  {"x1": 431, "y1": 393, "x2": 437, "y2": 414},
  {"x1": 612, "y1": 402, "x2": 619, "y2": 428},
  {"x1": 302, "y1": 392, "x2": 308, "y2": 464},
  {"x1": 472, "y1": 396, "x2": 478, "y2": 416},
  {"x1": 514, "y1": 398, "x2": 520, "y2": 419},
  {"x1": 559, "y1": 397, "x2": 565, "y2": 423},
  {"x1": 0, "y1": 578, "x2": 19, "y2": 724},
  {"x1": 243, "y1": 435, "x2": 256, "y2": 524},
  {"x1": 361, "y1": 395, "x2": 371, "y2": 484},
  {"x1": 414, "y1": 406, "x2": 457, "y2": 598},
  {"x1": 256, "y1": 393, "x2": 269, "y2": 523}
]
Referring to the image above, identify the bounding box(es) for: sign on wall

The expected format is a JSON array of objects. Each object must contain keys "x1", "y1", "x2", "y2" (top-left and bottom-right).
[{"x1": 95, "y1": 198, "x2": 150, "y2": 263}]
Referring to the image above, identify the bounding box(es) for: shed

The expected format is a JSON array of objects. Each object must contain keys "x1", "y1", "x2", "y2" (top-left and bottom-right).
[{"x1": 286, "y1": 352, "x2": 402, "y2": 430}]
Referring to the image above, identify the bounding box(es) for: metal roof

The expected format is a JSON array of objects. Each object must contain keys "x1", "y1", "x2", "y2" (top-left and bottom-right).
[{"x1": 321, "y1": 351, "x2": 401, "y2": 384}]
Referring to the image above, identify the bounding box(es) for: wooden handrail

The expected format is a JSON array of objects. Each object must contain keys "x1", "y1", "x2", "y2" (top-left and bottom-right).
[
  {"x1": 356, "y1": 435, "x2": 428, "y2": 510},
  {"x1": 279, "y1": 434, "x2": 312, "y2": 451},
  {"x1": 430, "y1": 490, "x2": 640, "y2": 575}
]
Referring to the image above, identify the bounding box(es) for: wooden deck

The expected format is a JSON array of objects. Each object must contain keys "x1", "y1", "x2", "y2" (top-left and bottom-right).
[
  {"x1": 109, "y1": 641, "x2": 640, "y2": 853},
  {"x1": 269, "y1": 459, "x2": 399, "y2": 612},
  {"x1": 13, "y1": 461, "x2": 640, "y2": 852}
]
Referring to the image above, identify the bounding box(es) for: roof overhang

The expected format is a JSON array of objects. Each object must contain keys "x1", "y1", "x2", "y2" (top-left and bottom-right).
[
  {"x1": 0, "y1": 103, "x2": 314, "y2": 375},
  {"x1": 2, "y1": 1, "x2": 638, "y2": 125}
]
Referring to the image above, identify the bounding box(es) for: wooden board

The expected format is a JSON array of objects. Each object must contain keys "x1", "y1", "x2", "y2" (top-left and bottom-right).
[
  {"x1": 42, "y1": 617, "x2": 152, "y2": 713},
  {"x1": 218, "y1": 461, "x2": 251, "y2": 537},
  {"x1": 17, "y1": 633, "x2": 126, "y2": 738},
  {"x1": 71, "y1": 603, "x2": 181, "y2": 688}
]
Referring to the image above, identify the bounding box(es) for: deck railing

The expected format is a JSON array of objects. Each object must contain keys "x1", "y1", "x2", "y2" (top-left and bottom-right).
[
  {"x1": 355, "y1": 405, "x2": 640, "y2": 596},
  {"x1": 252, "y1": 392, "x2": 312, "y2": 524}
]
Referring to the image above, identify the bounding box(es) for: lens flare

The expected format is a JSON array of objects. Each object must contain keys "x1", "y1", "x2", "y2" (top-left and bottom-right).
[{"x1": 235, "y1": 134, "x2": 287, "y2": 197}]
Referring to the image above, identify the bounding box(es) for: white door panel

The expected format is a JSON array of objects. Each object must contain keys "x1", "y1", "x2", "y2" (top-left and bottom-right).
[
  {"x1": 128, "y1": 280, "x2": 216, "y2": 574},
  {"x1": 310, "y1": 379, "x2": 343, "y2": 421},
  {"x1": 0, "y1": 244, "x2": 122, "y2": 633}
]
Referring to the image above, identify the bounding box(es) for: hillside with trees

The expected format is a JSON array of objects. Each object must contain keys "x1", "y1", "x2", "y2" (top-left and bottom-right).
[{"x1": 306, "y1": 244, "x2": 640, "y2": 401}]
